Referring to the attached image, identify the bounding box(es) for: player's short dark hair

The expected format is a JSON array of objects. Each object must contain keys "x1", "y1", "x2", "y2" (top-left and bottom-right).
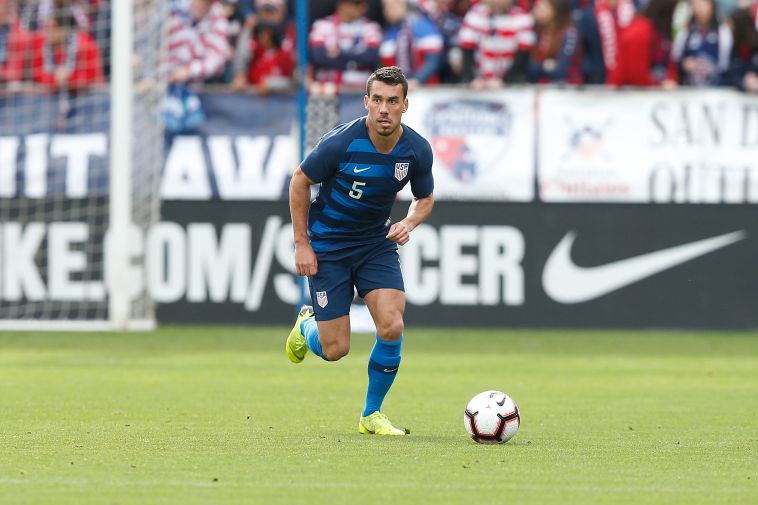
[{"x1": 366, "y1": 66, "x2": 408, "y2": 99}]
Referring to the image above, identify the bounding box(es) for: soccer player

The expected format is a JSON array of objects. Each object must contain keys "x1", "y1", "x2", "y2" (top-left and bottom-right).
[{"x1": 286, "y1": 66, "x2": 434, "y2": 436}]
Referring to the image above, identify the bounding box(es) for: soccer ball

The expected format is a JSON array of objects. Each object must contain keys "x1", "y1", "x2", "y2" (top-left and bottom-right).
[{"x1": 463, "y1": 390, "x2": 520, "y2": 444}]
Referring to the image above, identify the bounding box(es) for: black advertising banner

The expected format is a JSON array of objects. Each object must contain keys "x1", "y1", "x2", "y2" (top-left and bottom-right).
[
  {"x1": 153, "y1": 201, "x2": 758, "y2": 329},
  {"x1": 400, "y1": 202, "x2": 757, "y2": 328},
  {"x1": 2, "y1": 200, "x2": 754, "y2": 327}
]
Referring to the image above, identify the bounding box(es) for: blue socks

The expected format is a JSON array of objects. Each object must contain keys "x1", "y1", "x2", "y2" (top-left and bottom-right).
[
  {"x1": 362, "y1": 335, "x2": 402, "y2": 417},
  {"x1": 302, "y1": 320, "x2": 403, "y2": 415},
  {"x1": 301, "y1": 317, "x2": 325, "y2": 360}
]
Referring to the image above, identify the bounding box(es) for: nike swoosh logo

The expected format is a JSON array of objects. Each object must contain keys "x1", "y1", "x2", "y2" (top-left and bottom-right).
[
  {"x1": 354, "y1": 167, "x2": 371, "y2": 173},
  {"x1": 543, "y1": 230, "x2": 747, "y2": 304},
  {"x1": 496, "y1": 396, "x2": 507, "y2": 407},
  {"x1": 382, "y1": 367, "x2": 398, "y2": 373}
]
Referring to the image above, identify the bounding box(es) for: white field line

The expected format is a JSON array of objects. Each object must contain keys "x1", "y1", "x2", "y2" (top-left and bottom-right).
[{"x1": 0, "y1": 478, "x2": 753, "y2": 494}]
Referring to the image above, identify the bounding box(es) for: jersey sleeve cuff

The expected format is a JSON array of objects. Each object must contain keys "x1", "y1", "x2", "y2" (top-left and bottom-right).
[{"x1": 300, "y1": 163, "x2": 320, "y2": 183}]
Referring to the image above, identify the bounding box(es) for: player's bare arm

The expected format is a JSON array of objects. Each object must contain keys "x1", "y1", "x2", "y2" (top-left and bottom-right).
[
  {"x1": 387, "y1": 193, "x2": 435, "y2": 246},
  {"x1": 289, "y1": 166, "x2": 318, "y2": 276}
]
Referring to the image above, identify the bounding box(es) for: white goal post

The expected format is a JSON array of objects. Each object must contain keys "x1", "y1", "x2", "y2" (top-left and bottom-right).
[{"x1": 109, "y1": 0, "x2": 136, "y2": 330}]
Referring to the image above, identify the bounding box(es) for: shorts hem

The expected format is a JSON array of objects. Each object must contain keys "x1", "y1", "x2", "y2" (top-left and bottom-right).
[
  {"x1": 314, "y1": 311, "x2": 350, "y2": 322},
  {"x1": 357, "y1": 286, "x2": 405, "y2": 298}
]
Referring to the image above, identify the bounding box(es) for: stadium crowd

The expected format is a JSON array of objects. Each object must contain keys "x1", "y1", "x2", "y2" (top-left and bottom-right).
[
  {"x1": 163, "y1": 0, "x2": 758, "y2": 92},
  {"x1": 1, "y1": 0, "x2": 757, "y2": 93}
]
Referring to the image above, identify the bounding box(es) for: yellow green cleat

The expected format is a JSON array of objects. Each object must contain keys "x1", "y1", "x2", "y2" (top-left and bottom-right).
[
  {"x1": 358, "y1": 412, "x2": 409, "y2": 436},
  {"x1": 285, "y1": 305, "x2": 314, "y2": 364}
]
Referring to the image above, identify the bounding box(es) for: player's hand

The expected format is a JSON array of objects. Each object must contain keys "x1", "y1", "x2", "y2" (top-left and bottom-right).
[
  {"x1": 387, "y1": 221, "x2": 411, "y2": 246},
  {"x1": 295, "y1": 243, "x2": 318, "y2": 277}
]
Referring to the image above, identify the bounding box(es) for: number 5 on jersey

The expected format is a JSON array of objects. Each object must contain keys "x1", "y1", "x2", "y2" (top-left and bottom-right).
[{"x1": 349, "y1": 181, "x2": 366, "y2": 199}]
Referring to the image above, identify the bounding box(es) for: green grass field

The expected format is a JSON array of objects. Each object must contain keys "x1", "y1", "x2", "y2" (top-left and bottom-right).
[{"x1": 1, "y1": 327, "x2": 756, "y2": 504}]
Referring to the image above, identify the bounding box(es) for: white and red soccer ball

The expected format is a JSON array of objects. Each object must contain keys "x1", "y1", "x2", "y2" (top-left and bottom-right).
[{"x1": 463, "y1": 390, "x2": 520, "y2": 444}]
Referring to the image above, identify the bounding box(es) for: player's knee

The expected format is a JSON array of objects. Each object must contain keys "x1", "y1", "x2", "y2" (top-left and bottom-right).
[
  {"x1": 322, "y1": 341, "x2": 350, "y2": 361},
  {"x1": 377, "y1": 318, "x2": 404, "y2": 341}
]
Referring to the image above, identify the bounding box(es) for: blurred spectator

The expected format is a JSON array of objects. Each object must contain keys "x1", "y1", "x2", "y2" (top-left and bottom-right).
[
  {"x1": 134, "y1": 0, "x2": 164, "y2": 84},
  {"x1": 610, "y1": 0, "x2": 678, "y2": 86},
  {"x1": 166, "y1": 0, "x2": 230, "y2": 84},
  {"x1": 164, "y1": 0, "x2": 230, "y2": 133},
  {"x1": 715, "y1": 0, "x2": 739, "y2": 18},
  {"x1": 29, "y1": 0, "x2": 93, "y2": 30},
  {"x1": 670, "y1": 0, "x2": 732, "y2": 86},
  {"x1": 528, "y1": 0, "x2": 583, "y2": 83},
  {"x1": 723, "y1": 6, "x2": 758, "y2": 91},
  {"x1": 380, "y1": 0, "x2": 444, "y2": 87},
  {"x1": 578, "y1": 0, "x2": 637, "y2": 84},
  {"x1": 415, "y1": 0, "x2": 471, "y2": 82},
  {"x1": 210, "y1": 0, "x2": 254, "y2": 82},
  {"x1": 79, "y1": 0, "x2": 103, "y2": 29},
  {"x1": 232, "y1": 0, "x2": 294, "y2": 92},
  {"x1": 223, "y1": 0, "x2": 254, "y2": 46},
  {"x1": 459, "y1": 0, "x2": 537, "y2": 88},
  {"x1": 308, "y1": 0, "x2": 383, "y2": 92},
  {"x1": 309, "y1": 0, "x2": 386, "y2": 25},
  {"x1": 31, "y1": 7, "x2": 103, "y2": 89},
  {"x1": 170, "y1": 0, "x2": 191, "y2": 11},
  {"x1": 92, "y1": 0, "x2": 109, "y2": 75},
  {"x1": 0, "y1": 0, "x2": 29, "y2": 84},
  {"x1": 671, "y1": 0, "x2": 692, "y2": 40}
]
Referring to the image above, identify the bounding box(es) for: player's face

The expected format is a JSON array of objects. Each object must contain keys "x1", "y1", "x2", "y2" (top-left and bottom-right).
[{"x1": 364, "y1": 81, "x2": 407, "y2": 137}]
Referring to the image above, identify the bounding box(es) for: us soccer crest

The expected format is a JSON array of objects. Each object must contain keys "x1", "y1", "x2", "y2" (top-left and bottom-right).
[
  {"x1": 394, "y1": 162, "x2": 409, "y2": 181},
  {"x1": 425, "y1": 101, "x2": 511, "y2": 182},
  {"x1": 316, "y1": 291, "x2": 328, "y2": 308}
]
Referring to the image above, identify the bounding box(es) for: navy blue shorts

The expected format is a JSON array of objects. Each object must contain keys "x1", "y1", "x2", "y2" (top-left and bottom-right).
[{"x1": 308, "y1": 240, "x2": 404, "y2": 321}]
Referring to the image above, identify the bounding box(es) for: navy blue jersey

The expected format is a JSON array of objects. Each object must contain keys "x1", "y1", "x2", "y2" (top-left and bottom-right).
[{"x1": 301, "y1": 116, "x2": 434, "y2": 254}]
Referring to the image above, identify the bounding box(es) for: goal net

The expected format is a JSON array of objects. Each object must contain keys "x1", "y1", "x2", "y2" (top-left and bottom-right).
[
  {"x1": 0, "y1": 0, "x2": 167, "y2": 330},
  {"x1": 304, "y1": 88, "x2": 340, "y2": 152}
]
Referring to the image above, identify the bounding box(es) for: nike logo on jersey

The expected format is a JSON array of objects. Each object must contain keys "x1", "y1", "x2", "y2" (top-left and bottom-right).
[
  {"x1": 542, "y1": 230, "x2": 747, "y2": 304},
  {"x1": 353, "y1": 167, "x2": 371, "y2": 173}
]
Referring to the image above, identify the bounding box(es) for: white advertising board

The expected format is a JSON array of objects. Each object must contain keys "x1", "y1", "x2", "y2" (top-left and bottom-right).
[
  {"x1": 538, "y1": 89, "x2": 758, "y2": 203},
  {"x1": 400, "y1": 88, "x2": 536, "y2": 201}
]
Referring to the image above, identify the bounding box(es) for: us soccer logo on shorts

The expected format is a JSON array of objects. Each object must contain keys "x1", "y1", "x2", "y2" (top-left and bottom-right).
[
  {"x1": 316, "y1": 291, "x2": 328, "y2": 308},
  {"x1": 394, "y1": 163, "x2": 409, "y2": 181}
]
